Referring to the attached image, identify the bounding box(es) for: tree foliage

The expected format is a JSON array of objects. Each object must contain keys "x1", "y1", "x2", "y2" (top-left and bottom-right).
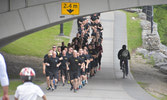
[{"x1": 154, "y1": 5, "x2": 167, "y2": 45}]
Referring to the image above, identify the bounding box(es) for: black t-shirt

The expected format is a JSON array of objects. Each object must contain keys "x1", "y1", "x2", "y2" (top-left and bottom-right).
[
  {"x1": 91, "y1": 15, "x2": 98, "y2": 21},
  {"x1": 79, "y1": 54, "x2": 86, "y2": 63},
  {"x1": 72, "y1": 37, "x2": 80, "y2": 43},
  {"x1": 61, "y1": 46, "x2": 66, "y2": 51},
  {"x1": 68, "y1": 56, "x2": 82, "y2": 72},
  {"x1": 43, "y1": 54, "x2": 48, "y2": 63},
  {"x1": 91, "y1": 32, "x2": 96, "y2": 37},
  {"x1": 89, "y1": 49, "x2": 98, "y2": 58},
  {"x1": 77, "y1": 17, "x2": 86, "y2": 27},
  {"x1": 85, "y1": 54, "x2": 92, "y2": 60},
  {"x1": 89, "y1": 49, "x2": 93, "y2": 55},
  {"x1": 43, "y1": 54, "x2": 51, "y2": 68},
  {"x1": 56, "y1": 51, "x2": 62, "y2": 58},
  {"x1": 49, "y1": 57, "x2": 60, "y2": 70},
  {"x1": 79, "y1": 37, "x2": 88, "y2": 48},
  {"x1": 60, "y1": 55, "x2": 68, "y2": 69},
  {"x1": 67, "y1": 52, "x2": 72, "y2": 58},
  {"x1": 85, "y1": 54, "x2": 93, "y2": 67},
  {"x1": 84, "y1": 33, "x2": 89, "y2": 40},
  {"x1": 84, "y1": 23, "x2": 90, "y2": 30}
]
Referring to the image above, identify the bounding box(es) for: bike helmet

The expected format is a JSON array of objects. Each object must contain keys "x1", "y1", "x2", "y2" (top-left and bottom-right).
[
  {"x1": 20, "y1": 67, "x2": 35, "y2": 81},
  {"x1": 122, "y1": 45, "x2": 126, "y2": 50}
]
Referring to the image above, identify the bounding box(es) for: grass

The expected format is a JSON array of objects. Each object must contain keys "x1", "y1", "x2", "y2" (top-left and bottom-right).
[
  {"x1": 0, "y1": 79, "x2": 44, "y2": 97},
  {"x1": 137, "y1": 81, "x2": 167, "y2": 100},
  {"x1": 125, "y1": 11, "x2": 142, "y2": 52},
  {"x1": 137, "y1": 81, "x2": 149, "y2": 89},
  {"x1": 0, "y1": 21, "x2": 73, "y2": 97},
  {"x1": 146, "y1": 56, "x2": 155, "y2": 66},
  {"x1": 0, "y1": 21, "x2": 73, "y2": 58}
]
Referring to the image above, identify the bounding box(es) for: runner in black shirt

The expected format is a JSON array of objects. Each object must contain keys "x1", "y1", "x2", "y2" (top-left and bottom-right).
[
  {"x1": 89, "y1": 44, "x2": 98, "y2": 77},
  {"x1": 79, "y1": 48, "x2": 87, "y2": 87},
  {"x1": 46, "y1": 52, "x2": 61, "y2": 91},
  {"x1": 84, "y1": 49, "x2": 93, "y2": 81},
  {"x1": 67, "y1": 50, "x2": 83, "y2": 92},
  {"x1": 43, "y1": 50, "x2": 53, "y2": 90},
  {"x1": 60, "y1": 50, "x2": 68, "y2": 86},
  {"x1": 66, "y1": 47, "x2": 73, "y2": 84}
]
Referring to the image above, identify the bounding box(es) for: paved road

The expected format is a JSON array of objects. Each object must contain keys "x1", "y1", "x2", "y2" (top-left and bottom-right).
[
  {"x1": 37, "y1": 11, "x2": 157, "y2": 100},
  {"x1": 3, "y1": 11, "x2": 156, "y2": 100}
]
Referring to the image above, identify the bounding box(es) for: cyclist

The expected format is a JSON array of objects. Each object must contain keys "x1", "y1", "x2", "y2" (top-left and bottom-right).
[
  {"x1": 0, "y1": 53, "x2": 9, "y2": 100},
  {"x1": 118, "y1": 45, "x2": 130, "y2": 76},
  {"x1": 14, "y1": 67, "x2": 47, "y2": 100}
]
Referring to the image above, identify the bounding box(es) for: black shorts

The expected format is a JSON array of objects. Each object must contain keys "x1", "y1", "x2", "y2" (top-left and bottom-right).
[
  {"x1": 45, "y1": 68, "x2": 50, "y2": 77},
  {"x1": 81, "y1": 69, "x2": 86, "y2": 75},
  {"x1": 78, "y1": 69, "x2": 81, "y2": 77},
  {"x1": 48, "y1": 69, "x2": 59, "y2": 80},
  {"x1": 70, "y1": 71, "x2": 78, "y2": 80},
  {"x1": 61, "y1": 68, "x2": 67, "y2": 76},
  {"x1": 86, "y1": 68, "x2": 90, "y2": 73}
]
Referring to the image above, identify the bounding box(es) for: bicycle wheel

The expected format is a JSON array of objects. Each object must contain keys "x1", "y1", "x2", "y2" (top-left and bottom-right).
[{"x1": 122, "y1": 63, "x2": 126, "y2": 78}]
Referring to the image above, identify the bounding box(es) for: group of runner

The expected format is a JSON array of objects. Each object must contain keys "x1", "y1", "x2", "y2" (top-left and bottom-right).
[{"x1": 43, "y1": 13, "x2": 103, "y2": 92}]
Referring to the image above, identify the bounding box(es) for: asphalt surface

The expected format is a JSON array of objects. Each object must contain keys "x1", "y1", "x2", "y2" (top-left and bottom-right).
[
  {"x1": 37, "y1": 11, "x2": 157, "y2": 100},
  {"x1": 1, "y1": 11, "x2": 157, "y2": 100}
]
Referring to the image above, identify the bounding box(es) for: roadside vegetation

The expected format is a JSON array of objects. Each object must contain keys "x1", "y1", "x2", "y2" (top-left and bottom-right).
[
  {"x1": 125, "y1": 11, "x2": 142, "y2": 52},
  {"x1": 0, "y1": 21, "x2": 73, "y2": 58},
  {"x1": 154, "y1": 5, "x2": 167, "y2": 46},
  {"x1": 125, "y1": 6, "x2": 167, "y2": 100}
]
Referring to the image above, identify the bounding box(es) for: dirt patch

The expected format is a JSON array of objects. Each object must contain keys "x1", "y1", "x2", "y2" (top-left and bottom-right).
[
  {"x1": 1, "y1": 52, "x2": 44, "y2": 79},
  {"x1": 130, "y1": 51, "x2": 167, "y2": 98}
]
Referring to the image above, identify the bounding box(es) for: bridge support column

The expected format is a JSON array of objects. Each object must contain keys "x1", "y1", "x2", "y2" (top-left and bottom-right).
[{"x1": 59, "y1": 23, "x2": 64, "y2": 36}]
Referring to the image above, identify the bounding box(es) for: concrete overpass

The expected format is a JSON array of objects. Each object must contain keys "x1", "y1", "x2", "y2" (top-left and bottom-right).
[{"x1": 0, "y1": 0, "x2": 167, "y2": 48}]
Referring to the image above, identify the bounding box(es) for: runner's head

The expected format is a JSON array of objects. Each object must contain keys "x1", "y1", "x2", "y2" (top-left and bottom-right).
[
  {"x1": 19, "y1": 67, "x2": 35, "y2": 82},
  {"x1": 84, "y1": 46, "x2": 88, "y2": 51},
  {"x1": 62, "y1": 42, "x2": 64, "y2": 46},
  {"x1": 64, "y1": 46, "x2": 68, "y2": 52},
  {"x1": 69, "y1": 47, "x2": 73, "y2": 53},
  {"x1": 88, "y1": 44, "x2": 92, "y2": 49},
  {"x1": 79, "y1": 48, "x2": 83, "y2": 55},
  {"x1": 57, "y1": 46, "x2": 61, "y2": 52},
  {"x1": 62, "y1": 50, "x2": 66, "y2": 56},
  {"x1": 83, "y1": 49, "x2": 88, "y2": 55},
  {"x1": 52, "y1": 45, "x2": 57, "y2": 51},
  {"x1": 52, "y1": 51, "x2": 57, "y2": 58},
  {"x1": 48, "y1": 50, "x2": 53, "y2": 57},
  {"x1": 122, "y1": 45, "x2": 126, "y2": 50},
  {"x1": 73, "y1": 50, "x2": 78, "y2": 58}
]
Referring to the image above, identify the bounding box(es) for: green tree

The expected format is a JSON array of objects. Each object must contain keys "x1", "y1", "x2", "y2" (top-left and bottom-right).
[{"x1": 154, "y1": 5, "x2": 167, "y2": 45}]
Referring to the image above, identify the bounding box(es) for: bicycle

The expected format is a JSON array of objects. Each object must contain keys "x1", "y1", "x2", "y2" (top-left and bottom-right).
[{"x1": 122, "y1": 61, "x2": 127, "y2": 78}]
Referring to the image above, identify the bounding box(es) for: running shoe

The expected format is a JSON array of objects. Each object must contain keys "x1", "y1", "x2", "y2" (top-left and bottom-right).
[
  {"x1": 51, "y1": 88, "x2": 54, "y2": 91},
  {"x1": 74, "y1": 89, "x2": 77, "y2": 93},
  {"x1": 70, "y1": 86, "x2": 73, "y2": 91},
  {"x1": 54, "y1": 85, "x2": 57, "y2": 89},
  {"x1": 46, "y1": 86, "x2": 51, "y2": 90},
  {"x1": 62, "y1": 83, "x2": 65, "y2": 86},
  {"x1": 79, "y1": 85, "x2": 82, "y2": 89},
  {"x1": 82, "y1": 81, "x2": 85, "y2": 86},
  {"x1": 86, "y1": 80, "x2": 88, "y2": 84}
]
